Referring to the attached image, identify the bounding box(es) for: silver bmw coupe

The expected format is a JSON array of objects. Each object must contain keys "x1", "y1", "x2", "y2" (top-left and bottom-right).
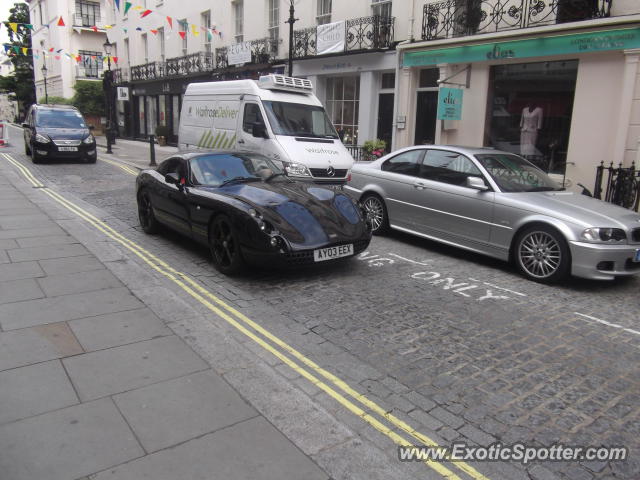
[{"x1": 346, "y1": 146, "x2": 640, "y2": 283}]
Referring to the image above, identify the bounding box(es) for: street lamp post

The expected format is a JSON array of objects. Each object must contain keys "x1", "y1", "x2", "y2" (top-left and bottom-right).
[
  {"x1": 285, "y1": 0, "x2": 298, "y2": 77},
  {"x1": 102, "y1": 39, "x2": 115, "y2": 154},
  {"x1": 41, "y1": 63, "x2": 48, "y2": 104}
]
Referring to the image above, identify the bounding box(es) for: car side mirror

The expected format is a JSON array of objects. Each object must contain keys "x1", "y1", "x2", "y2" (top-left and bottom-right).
[
  {"x1": 252, "y1": 122, "x2": 268, "y2": 139},
  {"x1": 466, "y1": 176, "x2": 489, "y2": 191},
  {"x1": 165, "y1": 172, "x2": 180, "y2": 185},
  {"x1": 22, "y1": 123, "x2": 29, "y2": 128}
]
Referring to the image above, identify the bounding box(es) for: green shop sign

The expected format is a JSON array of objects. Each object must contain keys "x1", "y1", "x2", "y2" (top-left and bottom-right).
[
  {"x1": 403, "y1": 27, "x2": 640, "y2": 67},
  {"x1": 437, "y1": 88, "x2": 463, "y2": 120}
]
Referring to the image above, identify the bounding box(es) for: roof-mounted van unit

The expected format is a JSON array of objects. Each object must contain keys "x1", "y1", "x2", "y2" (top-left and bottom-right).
[{"x1": 258, "y1": 74, "x2": 313, "y2": 94}]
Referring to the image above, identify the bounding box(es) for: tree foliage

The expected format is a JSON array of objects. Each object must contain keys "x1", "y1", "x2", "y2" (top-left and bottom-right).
[
  {"x1": 72, "y1": 81, "x2": 105, "y2": 116},
  {"x1": 38, "y1": 96, "x2": 72, "y2": 105},
  {"x1": 1, "y1": 3, "x2": 35, "y2": 113}
]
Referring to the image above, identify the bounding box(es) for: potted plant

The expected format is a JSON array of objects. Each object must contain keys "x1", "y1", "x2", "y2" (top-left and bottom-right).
[
  {"x1": 155, "y1": 124, "x2": 171, "y2": 146},
  {"x1": 362, "y1": 139, "x2": 387, "y2": 161}
]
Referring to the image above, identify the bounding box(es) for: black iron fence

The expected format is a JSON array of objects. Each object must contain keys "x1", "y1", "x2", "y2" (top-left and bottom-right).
[
  {"x1": 593, "y1": 161, "x2": 640, "y2": 212},
  {"x1": 292, "y1": 15, "x2": 395, "y2": 59},
  {"x1": 422, "y1": 0, "x2": 612, "y2": 41},
  {"x1": 346, "y1": 145, "x2": 378, "y2": 162},
  {"x1": 215, "y1": 38, "x2": 278, "y2": 69},
  {"x1": 130, "y1": 61, "x2": 165, "y2": 81},
  {"x1": 165, "y1": 52, "x2": 215, "y2": 77},
  {"x1": 112, "y1": 67, "x2": 129, "y2": 85}
]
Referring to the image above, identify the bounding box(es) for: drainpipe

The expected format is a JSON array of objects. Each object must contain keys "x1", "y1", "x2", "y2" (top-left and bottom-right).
[{"x1": 408, "y1": 0, "x2": 416, "y2": 42}]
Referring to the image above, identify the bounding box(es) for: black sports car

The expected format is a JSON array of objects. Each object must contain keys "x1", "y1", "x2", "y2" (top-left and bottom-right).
[{"x1": 136, "y1": 151, "x2": 372, "y2": 274}]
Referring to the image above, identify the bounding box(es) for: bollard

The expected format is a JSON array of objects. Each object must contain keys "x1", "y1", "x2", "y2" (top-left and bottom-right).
[{"x1": 149, "y1": 134, "x2": 157, "y2": 167}]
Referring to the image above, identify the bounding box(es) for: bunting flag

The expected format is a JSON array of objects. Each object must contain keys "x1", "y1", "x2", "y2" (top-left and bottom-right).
[
  {"x1": 191, "y1": 24, "x2": 199, "y2": 36},
  {"x1": 141, "y1": 9, "x2": 152, "y2": 18},
  {"x1": 112, "y1": 57, "x2": 118, "y2": 64},
  {"x1": 91, "y1": 26, "x2": 98, "y2": 32},
  {"x1": 150, "y1": 29, "x2": 158, "y2": 35},
  {"x1": 133, "y1": 5, "x2": 143, "y2": 11},
  {"x1": 55, "y1": 55, "x2": 60, "y2": 60},
  {"x1": 135, "y1": 27, "x2": 142, "y2": 31},
  {"x1": 166, "y1": 16, "x2": 173, "y2": 29},
  {"x1": 9, "y1": 22, "x2": 17, "y2": 32},
  {"x1": 48, "y1": 47, "x2": 54, "y2": 52},
  {"x1": 22, "y1": 47, "x2": 27, "y2": 55},
  {"x1": 57, "y1": 16, "x2": 65, "y2": 27},
  {"x1": 124, "y1": 2, "x2": 132, "y2": 15},
  {"x1": 178, "y1": 31, "x2": 186, "y2": 40},
  {"x1": 114, "y1": 0, "x2": 120, "y2": 10},
  {"x1": 26, "y1": 24, "x2": 34, "y2": 30},
  {"x1": 207, "y1": 30, "x2": 212, "y2": 42}
]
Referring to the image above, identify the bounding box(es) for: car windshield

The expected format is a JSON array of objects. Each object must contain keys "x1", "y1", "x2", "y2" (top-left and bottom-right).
[
  {"x1": 189, "y1": 153, "x2": 284, "y2": 187},
  {"x1": 475, "y1": 153, "x2": 562, "y2": 192},
  {"x1": 262, "y1": 101, "x2": 339, "y2": 139},
  {"x1": 36, "y1": 110, "x2": 86, "y2": 128}
]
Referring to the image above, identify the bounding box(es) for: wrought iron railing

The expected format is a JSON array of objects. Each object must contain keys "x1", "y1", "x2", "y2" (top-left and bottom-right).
[
  {"x1": 130, "y1": 61, "x2": 165, "y2": 81},
  {"x1": 215, "y1": 38, "x2": 278, "y2": 69},
  {"x1": 292, "y1": 15, "x2": 395, "y2": 59},
  {"x1": 346, "y1": 145, "x2": 379, "y2": 162},
  {"x1": 165, "y1": 51, "x2": 215, "y2": 77},
  {"x1": 112, "y1": 67, "x2": 130, "y2": 85},
  {"x1": 592, "y1": 161, "x2": 640, "y2": 212},
  {"x1": 422, "y1": 0, "x2": 612, "y2": 41}
]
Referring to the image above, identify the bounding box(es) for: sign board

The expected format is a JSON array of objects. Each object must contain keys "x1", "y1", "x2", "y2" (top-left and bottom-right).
[
  {"x1": 228, "y1": 41, "x2": 252, "y2": 66},
  {"x1": 117, "y1": 86, "x2": 129, "y2": 101},
  {"x1": 403, "y1": 27, "x2": 640, "y2": 67},
  {"x1": 317, "y1": 21, "x2": 345, "y2": 55},
  {"x1": 437, "y1": 88, "x2": 463, "y2": 121}
]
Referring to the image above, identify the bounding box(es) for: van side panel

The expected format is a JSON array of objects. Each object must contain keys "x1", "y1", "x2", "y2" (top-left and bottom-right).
[{"x1": 178, "y1": 96, "x2": 240, "y2": 151}]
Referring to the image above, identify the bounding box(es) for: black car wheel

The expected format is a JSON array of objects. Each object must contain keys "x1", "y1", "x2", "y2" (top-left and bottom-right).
[
  {"x1": 31, "y1": 147, "x2": 43, "y2": 164},
  {"x1": 361, "y1": 194, "x2": 389, "y2": 235},
  {"x1": 514, "y1": 225, "x2": 570, "y2": 283},
  {"x1": 209, "y1": 215, "x2": 245, "y2": 275},
  {"x1": 86, "y1": 154, "x2": 97, "y2": 164},
  {"x1": 138, "y1": 191, "x2": 160, "y2": 234}
]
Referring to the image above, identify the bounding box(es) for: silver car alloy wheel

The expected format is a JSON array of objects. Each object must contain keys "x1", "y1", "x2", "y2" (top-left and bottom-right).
[
  {"x1": 363, "y1": 196, "x2": 384, "y2": 232},
  {"x1": 518, "y1": 231, "x2": 562, "y2": 279}
]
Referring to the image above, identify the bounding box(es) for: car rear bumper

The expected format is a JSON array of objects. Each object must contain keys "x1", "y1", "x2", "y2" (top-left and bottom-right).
[{"x1": 569, "y1": 241, "x2": 640, "y2": 280}]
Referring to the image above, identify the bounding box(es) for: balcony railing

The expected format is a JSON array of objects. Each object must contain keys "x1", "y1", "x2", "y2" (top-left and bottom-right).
[
  {"x1": 422, "y1": 0, "x2": 612, "y2": 41},
  {"x1": 293, "y1": 15, "x2": 395, "y2": 59},
  {"x1": 165, "y1": 51, "x2": 215, "y2": 76},
  {"x1": 73, "y1": 14, "x2": 105, "y2": 28},
  {"x1": 112, "y1": 67, "x2": 130, "y2": 85},
  {"x1": 131, "y1": 61, "x2": 165, "y2": 81},
  {"x1": 215, "y1": 38, "x2": 278, "y2": 69}
]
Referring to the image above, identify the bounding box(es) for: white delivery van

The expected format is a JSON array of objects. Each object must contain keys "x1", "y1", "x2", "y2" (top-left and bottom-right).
[{"x1": 178, "y1": 74, "x2": 354, "y2": 183}]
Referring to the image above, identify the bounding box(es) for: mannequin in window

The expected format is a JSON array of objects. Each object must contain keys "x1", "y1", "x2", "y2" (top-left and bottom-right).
[{"x1": 520, "y1": 103, "x2": 543, "y2": 157}]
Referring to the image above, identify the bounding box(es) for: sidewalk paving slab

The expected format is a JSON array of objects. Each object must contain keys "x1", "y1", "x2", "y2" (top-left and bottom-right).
[
  {"x1": 0, "y1": 398, "x2": 145, "y2": 480},
  {"x1": 0, "y1": 277, "x2": 44, "y2": 303},
  {"x1": 37, "y1": 268, "x2": 123, "y2": 297},
  {"x1": 38, "y1": 254, "x2": 105, "y2": 275}
]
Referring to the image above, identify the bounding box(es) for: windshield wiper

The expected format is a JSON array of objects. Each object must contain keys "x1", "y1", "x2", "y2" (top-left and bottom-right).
[
  {"x1": 219, "y1": 176, "x2": 261, "y2": 187},
  {"x1": 264, "y1": 172, "x2": 287, "y2": 182}
]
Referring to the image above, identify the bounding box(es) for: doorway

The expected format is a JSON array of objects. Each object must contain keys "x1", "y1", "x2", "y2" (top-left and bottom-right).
[
  {"x1": 377, "y1": 93, "x2": 394, "y2": 152},
  {"x1": 414, "y1": 91, "x2": 438, "y2": 145}
]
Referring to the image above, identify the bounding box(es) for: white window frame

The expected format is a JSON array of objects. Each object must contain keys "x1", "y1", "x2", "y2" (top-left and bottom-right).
[
  {"x1": 158, "y1": 27, "x2": 165, "y2": 61},
  {"x1": 267, "y1": 0, "x2": 278, "y2": 55},
  {"x1": 179, "y1": 18, "x2": 188, "y2": 55},
  {"x1": 202, "y1": 10, "x2": 212, "y2": 54},
  {"x1": 142, "y1": 33, "x2": 148, "y2": 63},
  {"x1": 317, "y1": 0, "x2": 332, "y2": 25},
  {"x1": 233, "y1": 1, "x2": 244, "y2": 44},
  {"x1": 371, "y1": 0, "x2": 392, "y2": 18}
]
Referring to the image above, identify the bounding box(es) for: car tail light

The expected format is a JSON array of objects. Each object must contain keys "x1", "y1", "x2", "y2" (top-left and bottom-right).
[{"x1": 347, "y1": 173, "x2": 352, "y2": 182}]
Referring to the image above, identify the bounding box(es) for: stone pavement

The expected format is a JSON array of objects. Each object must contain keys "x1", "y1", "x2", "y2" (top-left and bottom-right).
[
  {"x1": 95, "y1": 135, "x2": 177, "y2": 170},
  {"x1": 0, "y1": 165, "x2": 328, "y2": 479}
]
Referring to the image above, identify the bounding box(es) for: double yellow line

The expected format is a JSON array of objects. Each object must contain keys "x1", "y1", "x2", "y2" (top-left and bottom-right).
[
  {"x1": 99, "y1": 156, "x2": 139, "y2": 176},
  {"x1": 2, "y1": 152, "x2": 490, "y2": 480}
]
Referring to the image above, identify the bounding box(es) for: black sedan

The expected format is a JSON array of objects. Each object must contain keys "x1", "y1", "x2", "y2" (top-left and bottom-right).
[{"x1": 136, "y1": 151, "x2": 372, "y2": 274}]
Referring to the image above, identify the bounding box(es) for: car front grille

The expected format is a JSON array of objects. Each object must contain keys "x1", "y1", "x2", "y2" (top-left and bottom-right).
[
  {"x1": 310, "y1": 168, "x2": 348, "y2": 178},
  {"x1": 284, "y1": 238, "x2": 370, "y2": 266},
  {"x1": 53, "y1": 139, "x2": 81, "y2": 146},
  {"x1": 632, "y1": 228, "x2": 640, "y2": 243}
]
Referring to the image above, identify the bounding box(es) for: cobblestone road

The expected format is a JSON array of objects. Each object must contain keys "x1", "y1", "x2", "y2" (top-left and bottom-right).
[{"x1": 7, "y1": 136, "x2": 640, "y2": 480}]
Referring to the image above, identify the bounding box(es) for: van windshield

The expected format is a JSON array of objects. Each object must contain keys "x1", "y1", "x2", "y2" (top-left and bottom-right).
[
  {"x1": 36, "y1": 110, "x2": 86, "y2": 129},
  {"x1": 262, "y1": 101, "x2": 338, "y2": 139}
]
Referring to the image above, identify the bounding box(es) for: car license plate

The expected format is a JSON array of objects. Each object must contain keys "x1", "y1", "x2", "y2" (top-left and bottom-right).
[
  {"x1": 635, "y1": 249, "x2": 640, "y2": 262},
  {"x1": 58, "y1": 146, "x2": 78, "y2": 152},
  {"x1": 313, "y1": 244, "x2": 353, "y2": 262}
]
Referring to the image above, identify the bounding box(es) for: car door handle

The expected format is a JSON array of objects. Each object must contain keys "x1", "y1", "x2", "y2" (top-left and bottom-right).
[
  {"x1": 414, "y1": 182, "x2": 426, "y2": 190},
  {"x1": 238, "y1": 139, "x2": 245, "y2": 144}
]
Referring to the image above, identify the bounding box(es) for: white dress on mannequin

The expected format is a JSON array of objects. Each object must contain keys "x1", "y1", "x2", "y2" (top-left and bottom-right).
[{"x1": 520, "y1": 106, "x2": 543, "y2": 156}]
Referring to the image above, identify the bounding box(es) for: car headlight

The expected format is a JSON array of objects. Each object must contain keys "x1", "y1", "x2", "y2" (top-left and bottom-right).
[
  {"x1": 83, "y1": 134, "x2": 95, "y2": 144},
  {"x1": 35, "y1": 133, "x2": 50, "y2": 143},
  {"x1": 581, "y1": 227, "x2": 626, "y2": 243},
  {"x1": 285, "y1": 163, "x2": 311, "y2": 177}
]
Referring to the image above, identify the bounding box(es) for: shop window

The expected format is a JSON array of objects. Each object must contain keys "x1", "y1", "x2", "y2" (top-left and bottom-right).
[
  {"x1": 75, "y1": 1, "x2": 100, "y2": 27},
  {"x1": 419, "y1": 69, "x2": 439, "y2": 88},
  {"x1": 381, "y1": 72, "x2": 395, "y2": 89},
  {"x1": 485, "y1": 60, "x2": 578, "y2": 175},
  {"x1": 78, "y1": 50, "x2": 103, "y2": 78},
  {"x1": 371, "y1": 0, "x2": 392, "y2": 18},
  {"x1": 234, "y1": 1, "x2": 244, "y2": 43},
  {"x1": 326, "y1": 76, "x2": 360, "y2": 145},
  {"x1": 268, "y1": 0, "x2": 279, "y2": 55},
  {"x1": 317, "y1": 0, "x2": 332, "y2": 25}
]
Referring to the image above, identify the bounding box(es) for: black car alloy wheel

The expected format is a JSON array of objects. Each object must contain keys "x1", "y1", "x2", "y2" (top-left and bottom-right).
[
  {"x1": 210, "y1": 215, "x2": 245, "y2": 275},
  {"x1": 138, "y1": 191, "x2": 159, "y2": 234}
]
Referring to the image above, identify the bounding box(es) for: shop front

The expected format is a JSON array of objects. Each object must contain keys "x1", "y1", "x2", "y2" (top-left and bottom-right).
[
  {"x1": 395, "y1": 26, "x2": 640, "y2": 190},
  {"x1": 294, "y1": 51, "x2": 397, "y2": 150}
]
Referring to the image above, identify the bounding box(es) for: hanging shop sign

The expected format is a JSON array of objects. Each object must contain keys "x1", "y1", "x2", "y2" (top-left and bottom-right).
[
  {"x1": 317, "y1": 20, "x2": 345, "y2": 55},
  {"x1": 228, "y1": 41, "x2": 252, "y2": 66},
  {"x1": 117, "y1": 86, "x2": 130, "y2": 101},
  {"x1": 437, "y1": 88, "x2": 463, "y2": 120},
  {"x1": 403, "y1": 27, "x2": 640, "y2": 67}
]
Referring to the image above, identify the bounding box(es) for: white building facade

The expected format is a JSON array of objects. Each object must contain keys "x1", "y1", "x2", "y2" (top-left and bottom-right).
[
  {"x1": 394, "y1": 0, "x2": 640, "y2": 191},
  {"x1": 27, "y1": 0, "x2": 109, "y2": 101}
]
